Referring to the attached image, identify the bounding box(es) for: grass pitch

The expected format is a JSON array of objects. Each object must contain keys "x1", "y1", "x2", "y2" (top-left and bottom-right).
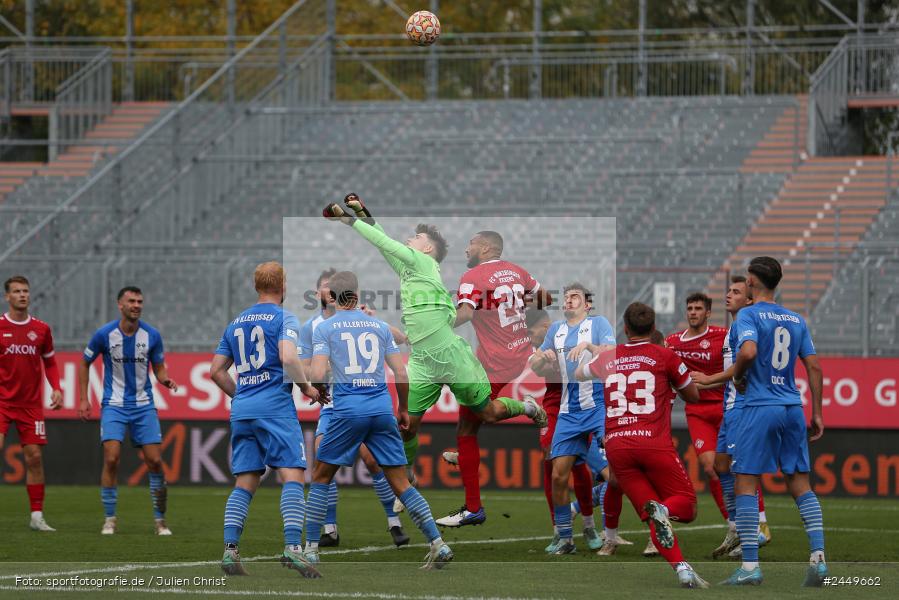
[{"x1": 0, "y1": 485, "x2": 896, "y2": 599}]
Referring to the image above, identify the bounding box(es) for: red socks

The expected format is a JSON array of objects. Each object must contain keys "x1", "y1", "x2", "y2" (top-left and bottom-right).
[
  {"x1": 709, "y1": 477, "x2": 728, "y2": 520},
  {"x1": 571, "y1": 463, "x2": 594, "y2": 517},
  {"x1": 26, "y1": 483, "x2": 44, "y2": 512},
  {"x1": 543, "y1": 460, "x2": 554, "y2": 522},
  {"x1": 457, "y1": 435, "x2": 482, "y2": 512},
  {"x1": 604, "y1": 483, "x2": 623, "y2": 529},
  {"x1": 757, "y1": 484, "x2": 766, "y2": 512},
  {"x1": 649, "y1": 520, "x2": 685, "y2": 567}
]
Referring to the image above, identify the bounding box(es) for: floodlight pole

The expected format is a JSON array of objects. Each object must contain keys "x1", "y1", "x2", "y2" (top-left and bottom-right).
[
  {"x1": 856, "y1": 0, "x2": 866, "y2": 93},
  {"x1": 327, "y1": 0, "x2": 336, "y2": 102},
  {"x1": 426, "y1": 0, "x2": 439, "y2": 100},
  {"x1": 124, "y1": 0, "x2": 135, "y2": 102},
  {"x1": 24, "y1": 0, "x2": 34, "y2": 102},
  {"x1": 637, "y1": 0, "x2": 646, "y2": 96},
  {"x1": 226, "y1": 0, "x2": 236, "y2": 110},
  {"x1": 530, "y1": 0, "x2": 541, "y2": 100},
  {"x1": 743, "y1": 0, "x2": 755, "y2": 95}
]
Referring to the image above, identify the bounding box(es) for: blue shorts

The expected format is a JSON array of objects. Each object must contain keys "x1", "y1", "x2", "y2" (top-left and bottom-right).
[
  {"x1": 585, "y1": 436, "x2": 608, "y2": 478},
  {"x1": 100, "y1": 405, "x2": 162, "y2": 447},
  {"x1": 732, "y1": 404, "x2": 810, "y2": 476},
  {"x1": 315, "y1": 408, "x2": 333, "y2": 438},
  {"x1": 716, "y1": 408, "x2": 742, "y2": 455},
  {"x1": 316, "y1": 413, "x2": 406, "y2": 468},
  {"x1": 230, "y1": 417, "x2": 307, "y2": 475},
  {"x1": 550, "y1": 413, "x2": 602, "y2": 462}
]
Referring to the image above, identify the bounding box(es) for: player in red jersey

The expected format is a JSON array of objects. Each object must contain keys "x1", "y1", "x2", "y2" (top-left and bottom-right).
[
  {"x1": 578, "y1": 302, "x2": 709, "y2": 588},
  {"x1": 436, "y1": 231, "x2": 551, "y2": 527},
  {"x1": 0, "y1": 275, "x2": 63, "y2": 531},
  {"x1": 525, "y1": 308, "x2": 603, "y2": 551},
  {"x1": 665, "y1": 292, "x2": 729, "y2": 521}
]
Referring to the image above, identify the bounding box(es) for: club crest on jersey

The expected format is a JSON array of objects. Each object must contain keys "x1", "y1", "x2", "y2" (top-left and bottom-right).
[
  {"x1": 699, "y1": 339, "x2": 710, "y2": 349},
  {"x1": 27, "y1": 331, "x2": 38, "y2": 341}
]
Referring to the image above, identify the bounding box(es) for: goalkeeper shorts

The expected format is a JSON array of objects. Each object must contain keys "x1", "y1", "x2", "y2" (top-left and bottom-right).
[{"x1": 407, "y1": 334, "x2": 491, "y2": 416}]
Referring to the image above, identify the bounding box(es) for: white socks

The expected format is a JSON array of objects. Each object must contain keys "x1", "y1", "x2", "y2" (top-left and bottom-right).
[{"x1": 583, "y1": 515, "x2": 595, "y2": 529}]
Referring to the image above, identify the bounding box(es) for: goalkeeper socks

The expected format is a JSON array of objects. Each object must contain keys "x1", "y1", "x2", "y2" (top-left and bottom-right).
[
  {"x1": 553, "y1": 504, "x2": 573, "y2": 542},
  {"x1": 709, "y1": 476, "x2": 728, "y2": 520},
  {"x1": 101, "y1": 486, "x2": 117, "y2": 518},
  {"x1": 223, "y1": 487, "x2": 252, "y2": 545},
  {"x1": 719, "y1": 471, "x2": 736, "y2": 521},
  {"x1": 735, "y1": 493, "x2": 760, "y2": 564},
  {"x1": 571, "y1": 463, "x2": 593, "y2": 517},
  {"x1": 371, "y1": 471, "x2": 398, "y2": 519},
  {"x1": 149, "y1": 472, "x2": 165, "y2": 518},
  {"x1": 325, "y1": 480, "x2": 338, "y2": 528},
  {"x1": 280, "y1": 481, "x2": 305, "y2": 547},
  {"x1": 305, "y1": 482, "x2": 329, "y2": 546},
  {"x1": 26, "y1": 483, "x2": 44, "y2": 512},
  {"x1": 403, "y1": 436, "x2": 419, "y2": 466},
  {"x1": 796, "y1": 491, "x2": 825, "y2": 554},
  {"x1": 399, "y1": 487, "x2": 439, "y2": 543},
  {"x1": 457, "y1": 435, "x2": 482, "y2": 512},
  {"x1": 497, "y1": 397, "x2": 525, "y2": 418}
]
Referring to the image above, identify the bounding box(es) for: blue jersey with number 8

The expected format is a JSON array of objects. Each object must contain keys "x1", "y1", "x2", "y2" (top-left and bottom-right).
[
  {"x1": 733, "y1": 301, "x2": 816, "y2": 407},
  {"x1": 312, "y1": 309, "x2": 399, "y2": 418},
  {"x1": 215, "y1": 302, "x2": 301, "y2": 421}
]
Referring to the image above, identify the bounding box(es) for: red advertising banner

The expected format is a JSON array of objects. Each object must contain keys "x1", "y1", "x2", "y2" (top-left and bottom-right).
[{"x1": 42, "y1": 352, "x2": 899, "y2": 428}]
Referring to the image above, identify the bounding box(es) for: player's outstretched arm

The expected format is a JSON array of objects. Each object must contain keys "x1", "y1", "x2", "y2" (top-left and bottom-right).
[
  {"x1": 801, "y1": 353, "x2": 824, "y2": 441},
  {"x1": 209, "y1": 354, "x2": 236, "y2": 398},
  {"x1": 344, "y1": 193, "x2": 376, "y2": 226}
]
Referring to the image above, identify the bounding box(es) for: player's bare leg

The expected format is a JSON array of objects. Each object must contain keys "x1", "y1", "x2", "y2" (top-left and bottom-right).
[
  {"x1": 100, "y1": 440, "x2": 121, "y2": 534},
  {"x1": 142, "y1": 443, "x2": 170, "y2": 535},
  {"x1": 22, "y1": 443, "x2": 54, "y2": 531},
  {"x1": 360, "y1": 444, "x2": 409, "y2": 546}
]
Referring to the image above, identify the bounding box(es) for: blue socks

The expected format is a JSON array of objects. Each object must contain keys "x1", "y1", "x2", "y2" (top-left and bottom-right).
[
  {"x1": 280, "y1": 481, "x2": 305, "y2": 547},
  {"x1": 796, "y1": 491, "x2": 825, "y2": 553},
  {"x1": 735, "y1": 493, "x2": 760, "y2": 563},
  {"x1": 149, "y1": 472, "x2": 165, "y2": 519},
  {"x1": 101, "y1": 486, "x2": 117, "y2": 518},
  {"x1": 719, "y1": 471, "x2": 736, "y2": 522},
  {"x1": 554, "y1": 504, "x2": 573, "y2": 541},
  {"x1": 372, "y1": 471, "x2": 398, "y2": 519},
  {"x1": 325, "y1": 480, "x2": 338, "y2": 528},
  {"x1": 399, "y1": 487, "x2": 440, "y2": 543},
  {"x1": 304, "y1": 482, "x2": 329, "y2": 547},
  {"x1": 223, "y1": 487, "x2": 252, "y2": 545}
]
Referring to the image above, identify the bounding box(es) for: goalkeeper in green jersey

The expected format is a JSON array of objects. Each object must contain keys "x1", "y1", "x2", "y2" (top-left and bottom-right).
[{"x1": 323, "y1": 195, "x2": 547, "y2": 522}]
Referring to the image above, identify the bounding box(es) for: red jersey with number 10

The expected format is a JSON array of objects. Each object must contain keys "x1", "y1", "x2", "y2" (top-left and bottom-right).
[
  {"x1": 588, "y1": 342, "x2": 691, "y2": 450},
  {"x1": 0, "y1": 313, "x2": 55, "y2": 408},
  {"x1": 457, "y1": 260, "x2": 540, "y2": 380},
  {"x1": 665, "y1": 326, "x2": 727, "y2": 403}
]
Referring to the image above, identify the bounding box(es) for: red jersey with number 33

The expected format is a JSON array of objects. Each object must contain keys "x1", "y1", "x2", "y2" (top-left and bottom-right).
[
  {"x1": 588, "y1": 342, "x2": 691, "y2": 450},
  {"x1": 457, "y1": 260, "x2": 540, "y2": 380},
  {"x1": 0, "y1": 313, "x2": 55, "y2": 408},
  {"x1": 665, "y1": 327, "x2": 727, "y2": 404}
]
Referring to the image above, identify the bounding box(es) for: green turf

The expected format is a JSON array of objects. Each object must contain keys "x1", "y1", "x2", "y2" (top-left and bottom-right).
[{"x1": 0, "y1": 485, "x2": 896, "y2": 599}]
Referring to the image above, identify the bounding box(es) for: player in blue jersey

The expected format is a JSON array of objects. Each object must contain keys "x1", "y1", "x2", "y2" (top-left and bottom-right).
[
  {"x1": 78, "y1": 286, "x2": 178, "y2": 536},
  {"x1": 209, "y1": 262, "x2": 322, "y2": 578},
  {"x1": 721, "y1": 257, "x2": 826, "y2": 587},
  {"x1": 299, "y1": 268, "x2": 409, "y2": 548},
  {"x1": 528, "y1": 283, "x2": 615, "y2": 554},
  {"x1": 303, "y1": 271, "x2": 453, "y2": 570}
]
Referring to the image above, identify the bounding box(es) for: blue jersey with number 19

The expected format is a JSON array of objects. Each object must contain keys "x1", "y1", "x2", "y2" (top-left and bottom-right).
[
  {"x1": 215, "y1": 302, "x2": 301, "y2": 421},
  {"x1": 312, "y1": 309, "x2": 399, "y2": 418},
  {"x1": 734, "y1": 301, "x2": 816, "y2": 407}
]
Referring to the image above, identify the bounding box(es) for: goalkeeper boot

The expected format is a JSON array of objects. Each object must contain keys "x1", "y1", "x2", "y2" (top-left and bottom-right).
[
  {"x1": 645, "y1": 500, "x2": 674, "y2": 549},
  {"x1": 721, "y1": 566, "x2": 763, "y2": 586},
  {"x1": 523, "y1": 396, "x2": 548, "y2": 428},
  {"x1": 281, "y1": 545, "x2": 321, "y2": 578},
  {"x1": 436, "y1": 505, "x2": 486, "y2": 528},
  {"x1": 221, "y1": 545, "x2": 248, "y2": 576},
  {"x1": 421, "y1": 540, "x2": 454, "y2": 570},
  {"x1": 441, "y1": 451, "x2": 459, "y2": 466}
]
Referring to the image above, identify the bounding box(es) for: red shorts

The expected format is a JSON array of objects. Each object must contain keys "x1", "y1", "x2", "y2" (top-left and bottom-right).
[
  {"x1": 606, "y1": 444, "x2": 696, "y2": 522},
  {"x1": 458, "y1": 380, "x2": 514, "y2": 423},
  {"x1": 539, "y1": 411, "x2": 559, "y2": 450},
  {"x1": 0, "y1": 404, "x2": 47, "y2": 446},
  {"x1": 686, "y1": 403, "x2": 723, "y2": 456}
]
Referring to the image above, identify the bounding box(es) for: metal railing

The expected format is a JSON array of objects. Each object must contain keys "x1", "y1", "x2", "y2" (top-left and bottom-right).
[{"x1": 49, "y1": 48, "x2": 113, "y2": 160}]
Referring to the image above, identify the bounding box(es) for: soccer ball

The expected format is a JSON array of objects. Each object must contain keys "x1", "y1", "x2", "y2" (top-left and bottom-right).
[{"x1": 405, "y1": 10, "x2": 441, "y2": 46}]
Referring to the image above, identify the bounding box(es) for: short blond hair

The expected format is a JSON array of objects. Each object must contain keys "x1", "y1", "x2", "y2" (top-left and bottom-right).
[{"x1": 254, "y1": 261, "x2": 285, "y2": 295}]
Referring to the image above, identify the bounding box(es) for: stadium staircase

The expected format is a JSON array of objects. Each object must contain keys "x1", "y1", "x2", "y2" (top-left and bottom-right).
[{"x1": 0, "y1": 102, "x2": 169, "y2": 204}]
